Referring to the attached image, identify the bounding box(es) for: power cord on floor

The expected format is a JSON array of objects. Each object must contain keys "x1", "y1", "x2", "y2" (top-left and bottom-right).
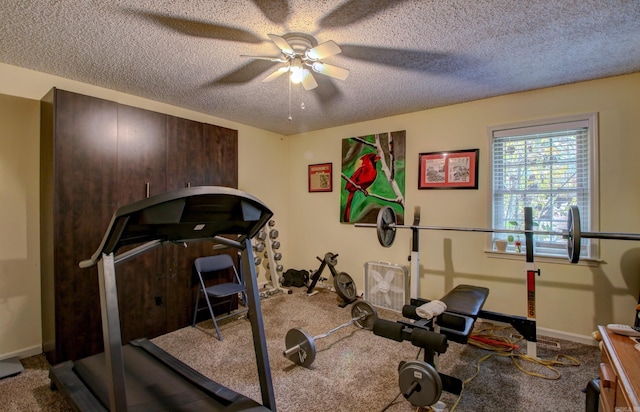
[{"x1": 447, "y1": 322, "x2": 581, "y2": 411}]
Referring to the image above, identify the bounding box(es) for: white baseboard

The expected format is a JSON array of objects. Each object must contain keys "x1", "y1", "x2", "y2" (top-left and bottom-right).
[
  {"x1": 476, "y1": 319, "x2": 598, "y2": 346},
  {"x1": 0, "y1": 345, "x2": 43, "y2": 361},
  {"x1": 536, "y1": 326, "x2": 599, "y2": 347}
]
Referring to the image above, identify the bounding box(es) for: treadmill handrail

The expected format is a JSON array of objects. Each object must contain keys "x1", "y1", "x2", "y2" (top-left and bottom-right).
[{"x1": 84, "y1": 186, "x2": 272, "y2": 265}]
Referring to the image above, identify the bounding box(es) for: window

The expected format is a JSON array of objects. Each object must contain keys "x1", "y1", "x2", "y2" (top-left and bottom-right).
[{"x1": 489, "y1": 113, "x2": 599, "y2": 260}]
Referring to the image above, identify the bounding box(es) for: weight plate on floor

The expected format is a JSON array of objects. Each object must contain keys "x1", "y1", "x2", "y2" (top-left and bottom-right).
[
  {"x1": 334, "y1": 271, "x2": 357, "y2": 304},
  {"x1": 377, "y1": 207, "x2": 397, "y2": 248},
  {"x1": 567, "y1": 205, "x2": 581, "y2": 263},
  {"x1": 284, "y1": 327, "x2": 316, "y2": 367},
  {"x1": 398, "y1": 360, "x2": 442, "y2": 407},
  {"x1": 351, "y1": 300, "x2": 378, "y2": 330}
]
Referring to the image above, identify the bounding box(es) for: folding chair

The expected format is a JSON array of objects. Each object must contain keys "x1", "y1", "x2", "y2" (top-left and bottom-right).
[{"x1": 192, "y1": 254, "x2": 248, "y2": 340}]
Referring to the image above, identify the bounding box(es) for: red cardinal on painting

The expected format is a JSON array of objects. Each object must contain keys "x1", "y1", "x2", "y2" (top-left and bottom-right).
[{"x1": 343, "y1": 153, "x2": 381, "y2": 222}]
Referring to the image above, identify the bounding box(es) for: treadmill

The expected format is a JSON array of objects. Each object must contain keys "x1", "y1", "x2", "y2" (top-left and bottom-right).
[{"x1": 49, "y1": 186, "x2": 276, "y2": 411}]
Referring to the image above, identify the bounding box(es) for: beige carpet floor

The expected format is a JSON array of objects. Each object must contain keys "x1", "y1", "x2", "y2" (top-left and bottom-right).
[{"x1": 0, "y1": 286, "x2": 601, "y2": 411}]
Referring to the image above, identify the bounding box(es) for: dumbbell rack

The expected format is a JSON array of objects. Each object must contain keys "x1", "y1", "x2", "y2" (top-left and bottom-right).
[{"x1": 252, "y1": 220, "x2": 290, "y2": 296}]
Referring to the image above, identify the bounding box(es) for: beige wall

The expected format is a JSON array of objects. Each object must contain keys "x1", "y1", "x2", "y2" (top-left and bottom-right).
[
  {"x1": 0, "y1": 63, "x2": 289, "y2": 358},
  {"x1": 0, "y1": 94, "x2": 41, "y2": 357},
  {"x1": 286, "y1": 73, "x2": 640, "y2": 343},
  {"x1": 1, "y1": 60, "x2": 639, "y2": 357}
]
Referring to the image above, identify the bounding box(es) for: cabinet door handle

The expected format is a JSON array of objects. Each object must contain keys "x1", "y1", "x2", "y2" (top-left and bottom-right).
[
  {"x1": 145, "y1": 182, "x2": 150, "y2": 198},
  {"x1": 599, "y1": 362, "x2": 614, "y2": 388}
]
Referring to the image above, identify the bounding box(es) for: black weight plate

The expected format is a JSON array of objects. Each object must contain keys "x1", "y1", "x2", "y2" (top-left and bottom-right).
[
  {"x1": 398, "y1": 360, "x2": 442, "y2": 407},
  {"x1": 567, "y1": 205, "x2": 581, "y2": 263},
  {"x1": 284, "y1": 327, "x2": 316, "y2": 367},
  {"x1": 351, "y1": 300, "x2": 378, "y2": 330},
  {"x1": 325, "y1": 252, "x2": 338, "y2": 266},
  {"x1": 377, "y1": 207, "x2": 397, "y2": 248},
  {"x1": 334, "y1": 271, "x2": 357, "y2": 304}
]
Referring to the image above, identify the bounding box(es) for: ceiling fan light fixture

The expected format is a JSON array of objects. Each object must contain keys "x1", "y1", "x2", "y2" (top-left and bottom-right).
[{"x1": 290, "y1": 68, "x2": 305, "y2": 84}]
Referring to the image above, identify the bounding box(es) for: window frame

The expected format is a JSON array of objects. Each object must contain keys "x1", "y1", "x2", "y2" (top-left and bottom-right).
[{"x1": 486, "y1": 113, "x2": 600, "y2": 263}]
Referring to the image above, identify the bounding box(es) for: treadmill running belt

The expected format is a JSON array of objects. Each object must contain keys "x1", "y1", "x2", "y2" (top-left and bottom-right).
[{"x1": 70, "y1": 343, "x2": 267, "y2": 411}]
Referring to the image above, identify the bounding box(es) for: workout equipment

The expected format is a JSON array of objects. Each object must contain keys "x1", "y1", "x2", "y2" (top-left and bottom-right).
[
  {"x1": 283, "y1": 300, "x2": 378, "y2": 367},
  {"x1": 359, "y1": 205, "x2": 640, "y2": 263},
  {"x1": 307, "y1": 252, "x2": 357, "y2": 306},
  {"x1": 253, "y1": 219, "x2": 291, "y2": 297},
  {"x1": 374, "y1": 284, "x2": 489, "y2": 408},
  {"x1": 49, "y1": 187, "x2": 276, "y2": 411},
  {"x1": 398, "y1": 360, "x2": 442, "y2": 408}
]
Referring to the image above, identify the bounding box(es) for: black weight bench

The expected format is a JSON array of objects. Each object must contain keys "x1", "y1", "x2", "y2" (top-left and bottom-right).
[
  {"x1": 373, "y1": 284, "x2": 489, "y2": 398},
  {"x1": 403, "y1": 284, "x2": 489, "y2": 344}
]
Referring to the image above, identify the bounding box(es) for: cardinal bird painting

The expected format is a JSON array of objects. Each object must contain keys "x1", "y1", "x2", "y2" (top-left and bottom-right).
[
  {"x1": 340, "y1": 132, "x2": 406, "y2": 224},
  {"x1": 343, "y1": 153, "x2": 380, "y2": 222}
]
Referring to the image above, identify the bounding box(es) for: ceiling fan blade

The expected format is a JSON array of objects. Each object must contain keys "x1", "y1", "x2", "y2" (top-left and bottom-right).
[
  {"x1": 240, "y1": 55, "x2": 287, "y2": 62},
  {"x1": 268, "y1": 34, "x2": 294, "y2": 55},
  {"x1": 312, "y1": 62, "x2": 350, "y2": 81},
  {"x1": 262, "y1": 66, "x2": 289, "y2": 83},
  {"x1": 306, "y1": 40, "x2": 342, "y2": 60},
  {"x1": 301, "y1": 71, "x2": 318, "y2": 90}
]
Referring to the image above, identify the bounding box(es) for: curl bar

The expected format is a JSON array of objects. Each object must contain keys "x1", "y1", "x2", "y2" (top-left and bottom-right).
[
  {"x1": 356, "y1": 205, "x2": 640, "y2": 263},
  {"x1": 283, "y1": 300, "x2": 378, "y2": 367}
]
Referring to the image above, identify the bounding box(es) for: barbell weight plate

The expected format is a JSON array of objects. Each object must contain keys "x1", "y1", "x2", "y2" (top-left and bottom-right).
[
  {"x1": 567, "y1": 205, "x2": 581, "y2": 263},
  {"x1": 334, "y1": 271, "x2": 357, "y2": 304},
  {"x1": 284, "y1": 327, "x2": 316, "y2": 367},
  {"x1": 324, "y1": 252, "x2": 338, "y2": 267},
  {"x1": 377, "y1": 206, "x2": 397, "y2": 248},
  {"x1": 351, "y1": 300, "x2": 378, "y2": 330},
  {"x1": 398, "y1": 360, "x2": 442, "y2": 407}
]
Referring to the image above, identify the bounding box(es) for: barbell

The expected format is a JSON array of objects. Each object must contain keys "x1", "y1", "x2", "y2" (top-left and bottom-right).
[
  {"x1": 356, "y1": 205, "x2": 640, "y2": 263},
  {"x1": 283, "y1": 300, "x2": 378, "y2": 367}
]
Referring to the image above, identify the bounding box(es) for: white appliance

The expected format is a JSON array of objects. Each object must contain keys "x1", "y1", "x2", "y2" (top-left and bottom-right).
[{"x1": 363, "y1": 261, "x2": 409, "y2": 313}]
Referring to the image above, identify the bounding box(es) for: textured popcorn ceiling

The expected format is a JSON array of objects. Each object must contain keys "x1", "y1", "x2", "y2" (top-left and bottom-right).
[{"x1": 1, "y1": 0, "x2": 639, "y2": 135}]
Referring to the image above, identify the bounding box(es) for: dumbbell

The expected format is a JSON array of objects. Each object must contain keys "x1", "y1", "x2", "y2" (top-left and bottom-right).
[{"x1": 283, "y1": 300, "x2": 378, "y2": 367}]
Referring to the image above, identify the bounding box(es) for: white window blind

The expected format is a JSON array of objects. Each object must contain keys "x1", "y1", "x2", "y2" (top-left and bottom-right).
[{"x1": 490, "y1": 115, "x2": 598, "y2": 259}]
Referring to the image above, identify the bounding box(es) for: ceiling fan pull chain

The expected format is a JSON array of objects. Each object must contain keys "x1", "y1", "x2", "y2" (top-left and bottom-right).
[{"x1": 288, "y1": 75, "x2": 293, "y2": 121}]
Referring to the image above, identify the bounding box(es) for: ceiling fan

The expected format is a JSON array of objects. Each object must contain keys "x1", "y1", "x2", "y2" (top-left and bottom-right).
[{"x1": 242, "y1": 33, "x2": 350, "y2": 90}]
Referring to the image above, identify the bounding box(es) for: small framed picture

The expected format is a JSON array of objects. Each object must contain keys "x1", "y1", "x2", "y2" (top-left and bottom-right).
[
  {"x1": 419, "y1": 149, "x2": 479, "y2": 189},
  {"x1": 308, "y1": 163, "x2": 333, "y2": 192}
]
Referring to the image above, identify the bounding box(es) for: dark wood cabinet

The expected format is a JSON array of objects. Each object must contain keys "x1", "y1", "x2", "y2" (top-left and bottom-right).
[
  {"x1": 40, "y1": 89, "x2": 238, "y2": 364},
  {"x1": 116, "y1": 104, "x2": 168, "y2": 344}
]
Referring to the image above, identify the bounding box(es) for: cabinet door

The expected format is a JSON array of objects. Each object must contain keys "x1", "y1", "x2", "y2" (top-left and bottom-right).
[
  {"x1": 116, "y1": 105, "x2": 168, "y2": 342},
  {"x1": 52, "y1": 89, "x2": 118, "y2": 362},
  {"x1": 165, "y1": 116, "x2": 207, "y2": 330},
  {"x1": 203, "y1": 123, "x2": 238, "y2": 187},
  {"x1": 166, "y1": 116, "x2": 206, "y2": 190}
]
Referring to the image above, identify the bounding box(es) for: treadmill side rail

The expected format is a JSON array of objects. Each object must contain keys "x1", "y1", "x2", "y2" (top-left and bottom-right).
[{"x1": 50, "y1": 361, "x2": 108, "y2": 412}]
